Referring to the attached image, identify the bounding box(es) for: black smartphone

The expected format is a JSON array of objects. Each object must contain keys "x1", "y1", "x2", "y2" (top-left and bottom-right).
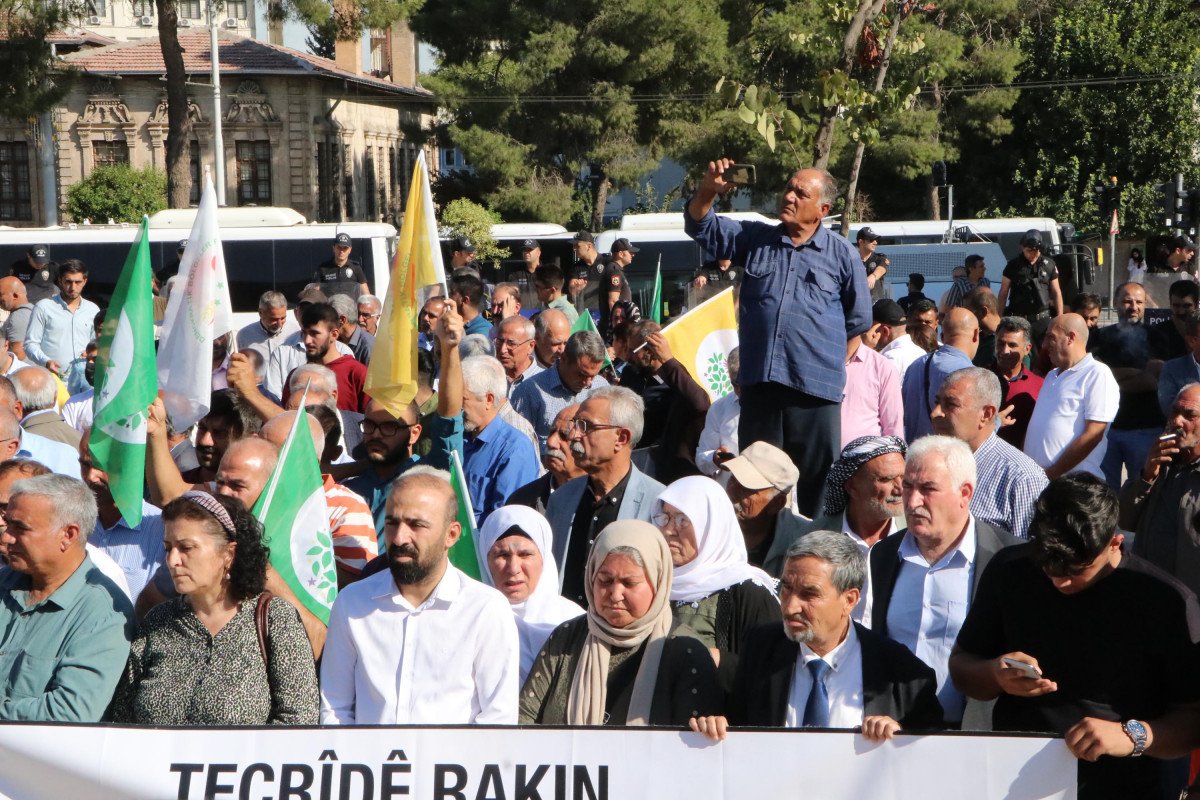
[{"x1": 723, "y1": 164, "x2": 756, "y2": 186}]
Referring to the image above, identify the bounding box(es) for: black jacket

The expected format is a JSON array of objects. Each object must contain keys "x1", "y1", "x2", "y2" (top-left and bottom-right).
[{"x1": 728, "y1": 621, "x2": 944, "y2": 730}]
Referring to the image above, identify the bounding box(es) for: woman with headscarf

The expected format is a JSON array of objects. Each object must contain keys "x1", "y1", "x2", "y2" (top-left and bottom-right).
[
  {"x1": 519, "y1": 520, "x2": 721, "y2": 725},
  {"x1": 108, "y1": 492, "x2": 318, "y2": 725},
  {"x1": 479, "y1": 505, "x2": 584, "y2": 681},
  {"x1": 653, "y1": 475, "x2": 780, "y2": 691}
]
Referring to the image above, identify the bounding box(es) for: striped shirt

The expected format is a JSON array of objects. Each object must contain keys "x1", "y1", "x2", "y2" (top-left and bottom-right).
[
  {"x1": 323, "y1": 475, "x2": 378, "y2": 576},
  {"x1": 970, "y1": 433, "x2": 1049, "y2": 539},
  {"x1": 510, "y1": 363, "x2": 609, "y2": 445},
  {"x1": 89, "y1": 501, "x2": 166, "y2": 600}
]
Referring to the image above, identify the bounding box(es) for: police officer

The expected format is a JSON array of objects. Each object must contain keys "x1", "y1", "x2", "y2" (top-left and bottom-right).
[
  {"x1": 692, "y1": 258, "x2": 740, "y2": 288},
  {"x1": 312, "y1": 232, "x2": 369, "y2": 300},
  {"x1": 9, "y1": 244, "x2": 58, "y2": 303},
  {"x1": 856, "y1": 227, "x2": 890, "y2": 301},
  {"x1": 568, "y1": 231, "x2": 605, "y2": 309},
  {"x1": 998, "y1": 230, "x2": 1063, "y2": 342},
  {"x1": 449, "y1": 235, "x2": 477, "y2": 273},
  {"x1": 599, "y1": 238, "x2": 635, "y2": 337}
]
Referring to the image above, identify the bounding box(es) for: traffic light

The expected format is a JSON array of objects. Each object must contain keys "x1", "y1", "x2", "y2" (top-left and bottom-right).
[
  {"x1": 1095, "y1": 177, "x2": 1119, "y2": 221},
  {"x1": 1188, "y1": 188, "x2": 1200, "y2": 236},
  {"x1": 1158, "y1": 173, "x2": 1186, "y2": 229},
  {"x1": 931, "y1": 161, "x2": 947, "y2": 187}
]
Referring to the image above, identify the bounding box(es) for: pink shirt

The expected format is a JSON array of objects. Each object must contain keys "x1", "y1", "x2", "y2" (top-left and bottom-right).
[{"x1": 841, "y1": 341, "x2": 904, "y2": 448}]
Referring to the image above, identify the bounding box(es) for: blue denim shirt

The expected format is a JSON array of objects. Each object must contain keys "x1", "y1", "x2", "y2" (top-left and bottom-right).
[{"x1": 684, "y1": 208, "x2": 871, "y2": 401}]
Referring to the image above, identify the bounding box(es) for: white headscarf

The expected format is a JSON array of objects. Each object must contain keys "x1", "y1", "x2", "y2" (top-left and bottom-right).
[
  {"x1": 477, "y1": 505, "x2": 583, "y2": 679},
  {"x1": 655, "y1": 475, "x2": 777, "y2": 604}
]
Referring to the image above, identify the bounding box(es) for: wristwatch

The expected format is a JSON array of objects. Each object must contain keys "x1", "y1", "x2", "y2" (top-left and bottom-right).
[{"x1": 1123, "y1": 719, "x2": 1148, "y2": 757}]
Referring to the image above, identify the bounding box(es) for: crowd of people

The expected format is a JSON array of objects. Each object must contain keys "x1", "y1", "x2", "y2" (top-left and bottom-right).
[{"x1": 0, "y1": 161, "x2": 1199, "y2": 800}]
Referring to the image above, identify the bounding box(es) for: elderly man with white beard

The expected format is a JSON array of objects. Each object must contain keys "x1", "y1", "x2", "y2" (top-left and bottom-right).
[
  {"x1": 507, "y1": 404, "x2": 586, "y2": 515},
  {"x1": 798, "y1": 436, "x2": 907, "y2": 627}
]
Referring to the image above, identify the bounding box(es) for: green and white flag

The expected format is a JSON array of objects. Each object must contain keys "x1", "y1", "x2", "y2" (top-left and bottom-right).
[
  {"x1": 649, "y1": 255, "x2": 663, "y2": 323},
  {"x1": 447, "y1": 450, "x2": 482, "y2": 581},
  {"x1": 90, "y1": 217, "x2": 157, "y2": 527},
  {"x1": 569, "y1": 307, "x2": 613, "y2": 369},
  {"x1": 252, "y1": 405, "x2": 337, "y2": 622}
]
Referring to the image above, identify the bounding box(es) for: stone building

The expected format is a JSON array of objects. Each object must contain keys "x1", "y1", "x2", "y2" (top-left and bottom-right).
[{"x1": 0, "y1": 30, "x2": 434, "y2": 226}]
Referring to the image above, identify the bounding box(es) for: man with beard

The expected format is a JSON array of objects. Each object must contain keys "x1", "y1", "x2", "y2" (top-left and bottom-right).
[
  {"x1": 320, "y1": 467, "x2": 519, "y2": 725},
  {"x1": 800, "y1": 436, "x2": 907, "y2": 626},
  {"x1": 990, "y1": 316, "x2": 1043, "y2": 450},
  {"x1": 24, "y1": 259, "x2": 99, "y2": 378},
  {"x1": 507, "y1": 404, "x2": 585, "y2": 514},
  {"x1": 235, "y1": 291, "x2": 297, "y2": 362},
  {"x1": 869, "y1": 435, "x2": 1019, "y2": 729},
  {"x1": 458, "y1": 355, "x2": 539, "y2": 526},
  {"x1": 346, "y1": 301, "x2": 465, "y2": 536},
  {"x1": 282, "y1": 302, "x2": 367, "y2": 414},
  {"x1": 931, "y1": 368, "x2": 1048, "y2": 539},
  {"x1": 78, "y1": 429, "x2": 165, "y2": 599},
  {"x1": 178, "y1": 389, "x2": 243, "y2": 490},
  {"x1": 906, "y1": 299, "x2": 940, "y2": 354},
  {"x1": 722, "y1": 441, "x2": 806, "y2": 577}
]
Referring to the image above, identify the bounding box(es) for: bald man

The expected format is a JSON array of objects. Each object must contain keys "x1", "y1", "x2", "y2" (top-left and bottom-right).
[
  {"x1": 902, "y1": 307, "x2": 981, "y2": 441},
  {"x1": 260, "y1": 411, "x2": 376, "y2": 587},
  {"x1": 1024, "y1": 313, "x2": 1120, "y2": 480},
  {"x1": 0, "y1": 275, "x2": 32, "y2": 361},
  {"x1": 533, "y1": 308, "x2": 571, "y2": 369}
]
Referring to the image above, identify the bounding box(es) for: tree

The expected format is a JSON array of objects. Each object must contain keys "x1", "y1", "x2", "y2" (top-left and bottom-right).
[
  {"x1": 306, "y1": 15, "x2": 337, "y2": 60},
  {"x1": 440, "y1": 198, "x2": 506, "y2": 269},
  {"x1": 0, "y1": 0, "x2": 84, "y2": 117},
  {"x1": 412, "y1": 0, "x2": 730, "y2": 227},
  {"x1": 65, "y1": 165, "x2": 168, "y2": 223}
]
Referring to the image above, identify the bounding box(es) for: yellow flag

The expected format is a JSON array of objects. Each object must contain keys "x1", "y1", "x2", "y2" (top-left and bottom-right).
[
  {"x1": 660, "y1": 287, "x2": 738, "y2": 402},
  {"x1": 365, "y1": 152, "x2": 446, "y2": 414}
]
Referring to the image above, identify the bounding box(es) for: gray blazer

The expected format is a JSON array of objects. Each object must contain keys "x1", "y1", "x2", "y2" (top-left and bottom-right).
[{"x1": 545, "y1": 464, "x2": 665, "y2": 573}]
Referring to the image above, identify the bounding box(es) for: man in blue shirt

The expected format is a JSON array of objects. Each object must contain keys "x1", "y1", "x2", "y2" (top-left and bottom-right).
[
  {"x1": 23, "y1": 260, "x2": 100, "y2": 379},
  {"x1": 685, "y1": 158, "x2": 871, "y2": 516},
  {"x1": 902, "y1": 308, "x2": 980, "y2": 441},
  {"x1": 450, "y1": 273, "x2": 492, "y2": 337}
]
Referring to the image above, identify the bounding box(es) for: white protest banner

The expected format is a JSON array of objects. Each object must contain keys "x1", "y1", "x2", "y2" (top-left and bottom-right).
[{"x1": 0, "y1": 724, "x2": 1076, "y2": 800}]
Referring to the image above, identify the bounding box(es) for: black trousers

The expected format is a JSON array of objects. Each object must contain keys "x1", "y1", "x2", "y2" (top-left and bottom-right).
[{"x1": 738, "y1": 382, "x2": 840, "y2": 519}]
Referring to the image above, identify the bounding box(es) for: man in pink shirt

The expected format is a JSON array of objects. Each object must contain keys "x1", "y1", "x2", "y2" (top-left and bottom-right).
[{"x1": 841, "y1": 334, "x2": 904, "y2": 448}]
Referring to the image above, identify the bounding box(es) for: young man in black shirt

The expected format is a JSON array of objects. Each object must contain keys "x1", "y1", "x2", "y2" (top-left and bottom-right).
[{"x1": 950, "y1": 474, "x2": 1200, "y2": 800}]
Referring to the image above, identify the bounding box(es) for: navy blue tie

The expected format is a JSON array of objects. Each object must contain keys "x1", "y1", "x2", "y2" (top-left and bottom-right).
[{"x1": 803, "y1": 659, "x2": 831, "y2": 727}]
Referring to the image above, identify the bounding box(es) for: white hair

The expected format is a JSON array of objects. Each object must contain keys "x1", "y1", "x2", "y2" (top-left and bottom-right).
[
  {"x1": 288, "y1": 363, "x2": 337, "y2": 397},
  {"x1": 461, "y1": 356, "x2": 507, "y2": 401},
  {"x1": 906, "y1": 435, "x2": 976, "y2": 489}
]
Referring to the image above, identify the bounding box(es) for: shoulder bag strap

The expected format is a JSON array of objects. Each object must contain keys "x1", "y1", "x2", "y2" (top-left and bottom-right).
[{"x1": 255, "y1": 591, "x2": 272, "y2": 667}]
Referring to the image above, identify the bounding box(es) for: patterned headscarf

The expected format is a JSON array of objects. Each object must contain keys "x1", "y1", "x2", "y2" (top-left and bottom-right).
[{"x1": 822, "y1": 436, "x2": 907, "y2": 517}]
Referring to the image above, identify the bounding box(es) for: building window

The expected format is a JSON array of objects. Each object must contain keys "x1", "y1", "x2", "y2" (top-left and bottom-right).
[
  {"x1": 92, "y1": 140, "x2": 129, "y2": 168},
  {"x1": 364, "y1": 151, "x2": 376, "y2": 220},
  {"x1": 131, "y1": 0, "x2": 154, "y2": 16},
  {"x1": 227, "y1": 0, "x2": 248, "y2": 18},
  {"x1": 178, "y1": 0, "x2": 201, "y2": 17},
  {"x1": 235, "y1": 140, "x2": 271, "y2": 206},
  {"x1": 317, "y1": 141, "x2": 336, "y2": 222},
  {"x1": 0, "y1": 142, "x2": 32, "y2": 221},
  {"x1": 87, "y1": 0, "x2": 107, "y2": 16},
  {"x1": 188, "y1": 140, "x2": 201, "y2": 205}
]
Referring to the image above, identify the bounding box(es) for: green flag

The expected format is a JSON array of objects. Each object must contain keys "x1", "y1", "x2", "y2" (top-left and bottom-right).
[
  {"x1": 252, "y1": 405, "x2": 338, "y2": 623},
  {"x1": 90, "y1": 217, "x2": 157, "y2": 526},
  {"x1": 570, "y1": 308, "x2": 614, "y2": 368},
  {"x1": 447, "y1": 450, "x2": 482, "y2": 580},
  {"x1": 649, "y1": 258, "x2": 663, "y2": 323}
]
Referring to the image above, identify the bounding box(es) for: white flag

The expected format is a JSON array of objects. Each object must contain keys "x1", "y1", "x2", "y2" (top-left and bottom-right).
[{"x1": 156, "y1": 176, "x2": 234, "y2": 430}]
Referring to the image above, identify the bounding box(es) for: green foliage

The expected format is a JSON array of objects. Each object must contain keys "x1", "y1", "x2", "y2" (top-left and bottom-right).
[
  {"x1": 305, "y1": 15, "x2": 337, "y2": 59},
  {"x1": 65, "y1": 165, "x2": 167, "y2": 224},
  {"x1": 440, "y1": 199, "x2": 506, "y2": 262},
  {"x1": 0, "y1": 0, "x2": 83, "y2": 117}
]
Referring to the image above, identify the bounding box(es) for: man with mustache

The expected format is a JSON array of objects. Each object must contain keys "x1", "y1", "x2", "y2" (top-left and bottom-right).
[
  {"x1": 931, "y1": 367, "x2": 1048, "y2": 539},
  {"x1": 689, "y1": 530, "x2": 943, "y2": 742},
  {"x1": 798, "y1": 436, "x2": 907, "y2": 625},
  {"x1": 320, "y1": 467, "x2": 519, "y2": 725},
  {"x1": 507, "y1": 404, "x2": 585, "y2": 515},
  {"x1": 722, "y1": 441, "x2": 806, "y2": 577},
  {"x1": 868, "y1": 435, "x2": 1019, "y2": 730}
]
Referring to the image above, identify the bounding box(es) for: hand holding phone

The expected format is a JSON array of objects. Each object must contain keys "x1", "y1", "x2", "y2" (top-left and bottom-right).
[
  {"x1": 722, "y1": 164, "x2": 756, "y2": 186},
  {"x1": 1001, "y1": 656, "x2": 1042, "y2": 680}
]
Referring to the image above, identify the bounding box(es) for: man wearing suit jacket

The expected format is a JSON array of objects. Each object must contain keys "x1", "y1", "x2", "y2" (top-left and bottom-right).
[
  {"x1": 689, "y1": 530, "x2": 943, "y2": 742},
  {"x1": 546, "y1": 386, "x2": 665, "y2": 605},
  {"x1": 869, "y1": 435, "x2": 1019, "y2": 730}
]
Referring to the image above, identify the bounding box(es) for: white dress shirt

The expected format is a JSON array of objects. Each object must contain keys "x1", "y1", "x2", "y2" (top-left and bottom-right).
[
  {"x1": 885, "y1": 519, "x2": 976, "y2": 723},
  {"x1": 843, "y1": 514, "x2": 900, "y2": 629},
  {"x1": 695, "y1": 391, "x2": 740, "y2": 476},
  {"x1": 319, "y1": 564, "x2": 520, "y2": 725},
  {"x1": 1023, "y1": 353, "x2": 1118, "y2": 478},
  {"x1": 785, "y1": 622, "x2": 865, "y2": 729},
  {"x1": 879, "y1": 334, "x2": 927, "y2": 379}
]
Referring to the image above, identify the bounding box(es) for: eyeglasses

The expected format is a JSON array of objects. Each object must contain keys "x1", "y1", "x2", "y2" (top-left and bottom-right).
[
  {"x1": 360, "y1": 419, "x2": 413, "y2": 437},
  {"x1": 496, "y1": 337, "x2": 533, "y2": 350},
  {"x1": 570, "y1": 417, "x2": 623, "y2": 436},
  {"x1": 358, "y1": 311, "x2": 381, "y2": 321},
  {"x1": 652, "y1": 511, "x2": 691, "y2": 529}
]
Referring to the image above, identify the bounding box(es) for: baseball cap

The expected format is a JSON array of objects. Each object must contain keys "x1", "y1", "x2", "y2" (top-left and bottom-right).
[
  {"x1": 177, "y1": 239, "x2": 189, "y2": 252},
  {"x1": 27, "y1": 245, "x2": 49, "y2": 265},
  {"x1": 721, "y1": 441, "x2": 799, "y2": 492},
  {"x1": 572, "y1": 231, "x2": 595, "y2": 243},
  {"x1": 334, "y1": 232, "x2": 353, "y2": 247},
  {"x1": 611, "y1": 237, "x2": 640, "y2": 254},
  {"x1": 856, "y1": 227, "x2": 879, "y2": 242},
  {"x1": 451, "y1": 235, "x2": 476, "y2": 253},
  {"x1": 522, "y1": 239, "x2": 540, "y2": 251},
  {"x1": 1020, "y1": 230, "x2": 1043, "y2": 249},
  {"x1": 1172, "y1": 234, "x2": 1198, "y2": 251},
  {"x1": 297, "y1": 285, "x2": 328, "y2": 305},
  {"x1": 872, "y1": 299, "x2": 906, "y2": 326}
]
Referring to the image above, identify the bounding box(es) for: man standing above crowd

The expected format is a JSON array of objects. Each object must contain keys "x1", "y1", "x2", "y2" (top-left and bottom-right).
[
  {"x1": 951, "y1": 475, "x2": 1200, "y2": 798},
  {"x1": 313, "y1": 232, "x2": 370, "y2": 300},
  {"x1": 931, "y1": 368, "x2": 1048, "y2": 539},
  {"x1": 236, "y1": 291, "x2": 297, "y2": 362},
  {"x1": 991, "y1": 316, "x2": 1043, "y2": 450},
  {"x1": 902, "y1": 307, "x2": 979, "y2": 441},
  {"x1": 686, "y1": 158, "x2": 870, "y2": 517},
  {"x1": 1092, "y1": 282, "x2": 1164, "y2": 489},
  {"x1": 1024, "y1": 314, "x2": 1119, "y2": 480},
  {"x1": 0, "y1": 276, "x2": 32, "y2": 361},
  {"x1": 320, "y1": 467, "x2": 519, "y2": 725},
  {"x1": 24, "y1": 259, "x2": 98, "y2": 378},
  {"x1": 998, "y1": 231, "x2": 1062, "y2": 342},
  {"x1": 511, "y1": 330, "x2": 608, "y2": 444}
]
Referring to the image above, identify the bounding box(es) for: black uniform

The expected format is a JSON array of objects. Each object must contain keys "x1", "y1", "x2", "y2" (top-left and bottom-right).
[
  {"x1": 1002, "y1": 253, "x2": 1058, "y2": 339},
  {"x1": 598, "y1": 261, "x2": 631, "y2": 337},
  {"x1": 312, "y1": 258, "x2": 367, "y2": 300},
  {"x1": 9, "y1": 260, "x2": 58, "y2": 303},
  {"x1": 693, "y1": 262, "x2": 741, "y2": 286}
]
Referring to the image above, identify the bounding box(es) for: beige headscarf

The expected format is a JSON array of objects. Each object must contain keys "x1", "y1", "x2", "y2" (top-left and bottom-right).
[{"x1": 566, "y1": 520, "x2": 674, "y2": 726}]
